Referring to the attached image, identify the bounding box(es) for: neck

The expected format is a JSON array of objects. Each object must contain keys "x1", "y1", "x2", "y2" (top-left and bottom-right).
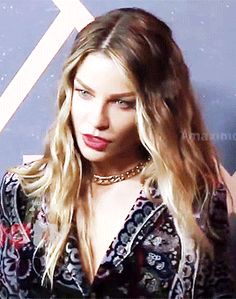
[{"x1": 92, "y1": 152, "x2": 146, "y2": 177}]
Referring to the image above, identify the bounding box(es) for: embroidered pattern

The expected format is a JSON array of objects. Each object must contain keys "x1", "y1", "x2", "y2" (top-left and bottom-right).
[{"x1": 0, "y1": 172, "x2": 233, "y2": 298}]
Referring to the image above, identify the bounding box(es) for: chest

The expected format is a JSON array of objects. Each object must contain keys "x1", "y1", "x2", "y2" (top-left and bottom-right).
[
  {"x1": 87, "y1": 206, "x2": 189, "y2": 298},
  {"x1": 90, "y1": 195, "x2": 136, "y2": 273}
]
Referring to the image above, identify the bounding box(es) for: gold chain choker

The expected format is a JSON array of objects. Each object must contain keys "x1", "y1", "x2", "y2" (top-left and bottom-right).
[{"x1": 93, "y1": 160, "x2": 149, "y2": 185}]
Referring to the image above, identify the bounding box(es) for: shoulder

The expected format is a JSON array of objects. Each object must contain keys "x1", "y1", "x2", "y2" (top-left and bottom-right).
[
  {"x1": 0, "y1": 171, "x2": 43, "y2": 226},
  {"x1": 207, "y1": 182, "x2": 230, "y2": 243},
  {"x1": 0, "y1": 171, "x2": 20, "y2": 194},
  {"x1": 0, "y1": 171, "x2": 48, "y2": 251},
  {"x1": 194, "y1": 182, "x2": 230, "y2": 245},
  {"x1": 0, "y1": 172, "x2": 21, "y2": 225},
  {"x1": 200, "y1": 183, "x2": 234, "y2": 296}
]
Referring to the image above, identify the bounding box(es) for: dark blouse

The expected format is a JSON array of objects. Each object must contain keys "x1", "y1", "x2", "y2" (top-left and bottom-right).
[{"x1": 0, "y1": 172, "x2": 233, "y2": 298}]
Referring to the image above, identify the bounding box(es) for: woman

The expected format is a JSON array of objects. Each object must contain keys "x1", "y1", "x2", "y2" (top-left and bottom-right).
[{"x1": 0, "y1": 7, "x2": 233, "y2": 298}]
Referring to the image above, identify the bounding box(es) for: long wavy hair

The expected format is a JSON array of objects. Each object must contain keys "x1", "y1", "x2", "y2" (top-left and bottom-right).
[{"x1": 11, "y1": 7, "x2": 228, "y2": 286}]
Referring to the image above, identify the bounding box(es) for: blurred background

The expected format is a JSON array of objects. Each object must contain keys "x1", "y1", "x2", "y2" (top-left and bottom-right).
[{"x1": 0, "y1": 0, "x2": 235, "y2": 283}]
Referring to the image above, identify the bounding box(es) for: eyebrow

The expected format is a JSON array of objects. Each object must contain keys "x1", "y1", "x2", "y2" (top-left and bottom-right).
[{"x1": 74, "y1": 77, "x2": 135, "y2": 98}]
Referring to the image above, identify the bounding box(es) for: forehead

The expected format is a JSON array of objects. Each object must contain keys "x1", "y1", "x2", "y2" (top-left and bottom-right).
[{"x1": 74, "y1": 52, "x2": 135, "y2": 94}]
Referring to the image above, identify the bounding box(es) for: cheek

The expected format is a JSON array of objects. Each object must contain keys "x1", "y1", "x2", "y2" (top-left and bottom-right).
[
  {"x1": 71, "y1": 99, "x2": 85, "y2": 132},
  {"x1": 114, "y1": 116, "x2": 139, "y2": 143}
]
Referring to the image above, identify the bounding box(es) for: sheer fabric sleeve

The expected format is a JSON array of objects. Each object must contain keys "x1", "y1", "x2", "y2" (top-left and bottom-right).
[
  {"x1": 0, "y1": 172, "x2": 22, "y2": 298},
  {"x1": 196, "y1": 183, "x2": 234, "y2": 298}
]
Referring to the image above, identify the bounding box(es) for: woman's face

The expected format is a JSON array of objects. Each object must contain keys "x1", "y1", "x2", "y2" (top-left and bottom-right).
[{"x1": 71, "y1": 52, "x2": 142, "y2": 164}]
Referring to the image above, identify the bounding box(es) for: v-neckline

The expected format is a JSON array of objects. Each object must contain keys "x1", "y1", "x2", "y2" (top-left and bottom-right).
[
  {"x1": 32, "y1": 185, "x2": 165, "y2": 296},
  {"x1": 88, "y1": 186, "x2": 164, "y2": 284},
  {"x1": 89, "y1": 185, "x2": 146, "y2": 276}
]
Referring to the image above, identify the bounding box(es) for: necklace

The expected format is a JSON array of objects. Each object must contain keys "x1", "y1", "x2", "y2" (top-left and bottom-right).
[{"x1": 93, "y1": 160, "x2": 149, "y2": 185}]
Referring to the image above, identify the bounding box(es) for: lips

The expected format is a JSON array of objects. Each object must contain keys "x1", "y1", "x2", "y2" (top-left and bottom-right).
[{"x1": 82, "y1": 134, "x2": 111, "y2": 151}]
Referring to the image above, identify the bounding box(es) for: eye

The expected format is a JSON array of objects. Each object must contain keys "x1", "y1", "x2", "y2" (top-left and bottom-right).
[
  {"x1": 114, "y1": 99, "x2": 136, "y2": 109},
  {"x1": 74, "y1": 88, "x2": 91, "y2": 99}
]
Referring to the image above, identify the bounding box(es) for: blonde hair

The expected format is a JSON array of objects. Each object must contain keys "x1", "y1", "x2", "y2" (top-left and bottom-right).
[{"x1": 11, "y1": 7, "x2": 229, "y2": 287}]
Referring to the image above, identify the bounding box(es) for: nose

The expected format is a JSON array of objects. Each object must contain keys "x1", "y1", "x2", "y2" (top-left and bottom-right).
[{"x1": 88, "y1": 100, "x2": 109, "y2": 130}]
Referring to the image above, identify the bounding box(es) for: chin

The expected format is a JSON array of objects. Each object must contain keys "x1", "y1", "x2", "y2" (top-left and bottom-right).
[{"x1": 79, "y1": 147, "x2": 110, "y2": 162}]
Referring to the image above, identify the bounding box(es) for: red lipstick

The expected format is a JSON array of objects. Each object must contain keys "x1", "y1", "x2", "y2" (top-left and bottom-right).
[{"x1": 82, "y1": 134, "x2": 111, "y2": 151}]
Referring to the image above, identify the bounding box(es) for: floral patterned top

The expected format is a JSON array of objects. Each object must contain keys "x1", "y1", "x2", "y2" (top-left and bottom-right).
[{"x1": 0, "y1": 172, "x2": 233, "y2": 298}]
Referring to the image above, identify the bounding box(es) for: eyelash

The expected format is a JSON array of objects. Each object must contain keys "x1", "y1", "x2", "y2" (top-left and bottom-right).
[
  {"x1": 75, "y1": 88, "x2": 91, "y2": 98},
  {"x1": 114, "y1": 99, "x2": 135, "y2": 109},
  {"x1": 74, "y1": 88, "x2": 136, "y2": 109}
]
